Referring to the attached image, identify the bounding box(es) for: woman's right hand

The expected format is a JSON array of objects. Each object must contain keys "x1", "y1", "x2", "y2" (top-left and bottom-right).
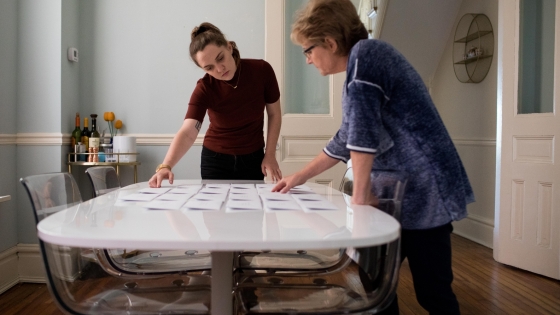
[
  {"x1": 149, "y1": 168, "x2": 174, "y2": 188},
  {"x1": 271, "y1": 172, "x2": 307, "y2": 193}
]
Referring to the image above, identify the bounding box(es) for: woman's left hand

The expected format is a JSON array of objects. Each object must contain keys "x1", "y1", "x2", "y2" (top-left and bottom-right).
[{"x1": 261, "y1": 154, "x2": 282, "y2": 182}]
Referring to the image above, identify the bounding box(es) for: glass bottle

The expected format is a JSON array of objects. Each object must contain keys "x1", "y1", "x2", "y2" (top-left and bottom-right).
[
  {"x1": 71, "y1": 112, "x2": 81, "y2": 147},
  {"x1": 81, "y1": 117, "x2": 90, "y2": 153},
  {"x1": 89, "y1": 114, "x2": 100, "y2": 150}
]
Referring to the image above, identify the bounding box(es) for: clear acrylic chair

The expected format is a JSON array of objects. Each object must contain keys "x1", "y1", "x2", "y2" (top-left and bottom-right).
[
  {"x1": 85, "y1": 166, "x2": 212, "y2": 276},
  {"x1": 85, "y1": 166, "x2": 121, "y2": 198},
  {"x1": 233, "y1": 169, "x2": 407, "y2": 314},
  {"x1": 21, "y1": 172, "x2": 210, "y2": 314},
  {"x1": 235, "y1": 174, "x2": 346, "y2": 273}
]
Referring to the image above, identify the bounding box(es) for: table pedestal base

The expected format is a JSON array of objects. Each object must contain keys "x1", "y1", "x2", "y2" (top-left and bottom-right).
[{"x1": 211, "y1": 251, "x2": 233, "y2": 315}]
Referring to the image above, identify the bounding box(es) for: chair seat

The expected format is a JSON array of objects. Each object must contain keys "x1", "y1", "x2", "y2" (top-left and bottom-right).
[
  {"x1": 105, "y1": 249, "x2": 212, "y2": 273},
  {"x1": 236, "y1": 249, "x2": 344, "y2": 270},
  {"x1": 235, "y1": 286, "x2": 359, "y2": 313},
  {"x1": 46, "y1": 240, "x2": 212, "y2": 314},
  {"x1": 233, "y1": 252, "x2": 396, "y2": 315}
]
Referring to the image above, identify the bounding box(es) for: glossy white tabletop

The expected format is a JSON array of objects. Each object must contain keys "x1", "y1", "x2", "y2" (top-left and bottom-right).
[{"x1": 37, "y1": 180, "x2": 400, "y2": 251}]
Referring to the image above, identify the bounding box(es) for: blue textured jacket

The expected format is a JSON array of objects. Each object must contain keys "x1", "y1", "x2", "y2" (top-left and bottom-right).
[{"x1": 325, "y1": 39, "x2": 474, "y2": 230}]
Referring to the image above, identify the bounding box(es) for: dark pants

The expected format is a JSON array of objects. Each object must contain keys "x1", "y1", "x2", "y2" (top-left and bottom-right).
[
  {"x1": 379, "y1": 223, "x2": 460, "y2": 315},
  {"x1": 200, "y1": 146, "x2": 265, "y2": 180}
]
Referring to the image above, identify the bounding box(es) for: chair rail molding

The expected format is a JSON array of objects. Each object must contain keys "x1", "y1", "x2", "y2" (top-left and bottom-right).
[
  {"x1": 17, "y1": 133, "x2": 69, "y2": 145},
  {"x1": 3, "y1": 133, "x2": 205, "y2": 146},
  {"x1": 0, "y1": 134, "x2": 17, "y2": 145}
]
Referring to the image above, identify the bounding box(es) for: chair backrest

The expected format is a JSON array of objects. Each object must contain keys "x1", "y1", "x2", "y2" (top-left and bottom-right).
[
  {"x1": 20, "y1": 172, "x2": 82, "y2": 223},
  {"x1": 339, "y1": 167, "x2": 408, "y2": 313},
  {"x1": 85, "y1": 166, "x2": 121, "y2": 197},
  {"x1": 340, "y1": 167, "x2": 407, "y2": 221}
]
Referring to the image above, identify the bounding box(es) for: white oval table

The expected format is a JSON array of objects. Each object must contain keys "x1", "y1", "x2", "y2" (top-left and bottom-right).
[{"x1": 37, "y1": 180, "x2": 400, "y2": 315}]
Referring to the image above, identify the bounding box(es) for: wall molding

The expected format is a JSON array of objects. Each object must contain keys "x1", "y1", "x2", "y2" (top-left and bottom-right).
[
  {"x1": 453, "y1": 213, "x2": 494, "y2": 249},
  {"x1": 133, "y1": 134, "x2": 204, "y2": 146},
  {"x1": 0, "y1": 133, "x2": 205, "y2": 146},
  {"x1": 2, "y1": 134, "x2": 497, "y2": 148},
  {"x1": 0, "y1": 244, "x2": 45, "y2": 294},
  {"x1": 17, "y1": 244, "x2": 46, "y2": 283},
  {"x1": 0, "y1": 247, "x2": 19, "y2": 294},
  {"x1": 0, "y1": 134, "x2": 17, "y2": 145},
  {"x1": 17, "y1": 133, "x2": 69, "y2": 145},
  {"x1": 453, "y1": 138, "x2": 496, "y2": 147}
]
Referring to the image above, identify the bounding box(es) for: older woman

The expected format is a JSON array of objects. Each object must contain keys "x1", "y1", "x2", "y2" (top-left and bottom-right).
[
  {"x1": 150, "y1": 22, "x2": 282, "y2": 187},
  {"x1": 272, "y1": 0, "x2": 474, "y2": 314}
]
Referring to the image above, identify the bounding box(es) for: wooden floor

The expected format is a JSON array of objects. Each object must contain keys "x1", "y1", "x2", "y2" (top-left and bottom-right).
[{"x1": 1, "y1": 234, "x2": 558, "y2": 315}]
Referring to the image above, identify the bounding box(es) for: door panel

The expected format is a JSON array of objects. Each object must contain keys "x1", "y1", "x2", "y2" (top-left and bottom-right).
[{"x1": 496, "y1": 0, "x2": 559, "y2": 279}]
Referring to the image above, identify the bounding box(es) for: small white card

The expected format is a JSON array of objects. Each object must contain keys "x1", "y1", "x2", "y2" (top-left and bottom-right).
[
  {"x1": 297, "y1": 200, "x2": 339, "y2": 212},
  {"x1": 144, "y1": 199, "x2": 187, "y2": 210},
  {"x1": 155, "y1": 194, "x2": 192, "y2": 201},
  {"x1": 177, "y1": 184, "x2": 203, "y2": 190},
  {"x1": 200, "y1": 187, "x2": 230, "y2": 194},
  {"x1": 230, "y1": 184, "x2": 255, "y2": 189},
  {"x1": 138, "y1": 187, "x2": 171, "y2": 194},
  {"x1": 263, "y1": 200, "x2": 301, "y2": 211},
  {"x1": 228, "y1": 193, "x2": 260, "y2": 201},
  {"x1": 292, "y1": 194, "x2": 326, "y2": 202},
  {"x1": 288, "y1": 185, "x2": 314, "y2": 194},
  {"x1": 183, "y1": 199, "x2": 223, "y2": 211},
  {"x1": 260, "y1": 193, "x2": 294, "y2": 202},
  {"x1": 118, "y1": 193, "x2": 159, "y2": 202},
  {"x1": 226, "y1": 200, "x2": 262, "y2": 212},
  {"x1": 193, "y1": 192, "x2": 227, "y2": 202},
  {"x1": 205, "y1": 183, "x2": 231, "y2": 189},
  {"x1": 256, "y1": 184, "x2": 276, "y2": 193},
  {"x1": 168, "y1": 188, "x2": 200, "y2": 194}
]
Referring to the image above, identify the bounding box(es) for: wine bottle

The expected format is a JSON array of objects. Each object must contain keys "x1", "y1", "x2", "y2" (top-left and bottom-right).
[
  {"x1": 80, "y1": 117, "x2": 91, "y2": 161},
  {"x1": 81, "y1": 117, "x2": 90, "y2": 151},
  {"x1": 89, "y1": 114, "x2": 100, "y2": 150},
  {"x1": 71, "y1": 112, "x2": 81, "y2": 147}
]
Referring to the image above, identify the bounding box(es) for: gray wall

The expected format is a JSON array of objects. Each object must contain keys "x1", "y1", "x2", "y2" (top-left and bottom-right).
[
  {"x1": 17, "y1": 0, "x2": 64, "y2": 244},
  {"x1": 78, "y1": 0, "x2": 265, "y2": 135},
  {"x1": 0, "y1": 0, "x2": 19, "y2": 252}
]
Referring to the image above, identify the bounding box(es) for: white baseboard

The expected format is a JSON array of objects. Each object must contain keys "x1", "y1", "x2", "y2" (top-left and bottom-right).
[
  {"x1": 452, "y1": 214, "x2": 494, "y2": 249},
  {"x1": 17, "y1": 244, "x2": 46, "y2": 283},
  {"x1": 0, "y1": 247, "x2": 19, "y2": 294},
  {"x1": 0, "y1": 244, "x2": 46, "y2": 294}
]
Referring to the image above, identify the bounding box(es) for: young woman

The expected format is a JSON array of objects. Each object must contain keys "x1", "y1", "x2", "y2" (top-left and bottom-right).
[
  {"x1": 272, "y1": 1, "x2": 474, "y2": 314},
  {"x1": 149, "y1": 22, "x2": 282, "y2": 187}
]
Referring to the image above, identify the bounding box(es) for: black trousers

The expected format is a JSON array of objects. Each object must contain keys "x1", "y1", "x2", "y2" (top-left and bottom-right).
[
  {"x1": 200, "y1": 146, "x2": 265, "y2": 180},
  {"x1": 379, "y1": 223, "x2": 460, "y2": 315}
]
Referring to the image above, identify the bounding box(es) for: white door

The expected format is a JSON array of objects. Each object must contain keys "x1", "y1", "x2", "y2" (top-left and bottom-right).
[
  {"x1": 495, "y1": 0, "x2": 560, "y2": 279},
  {"x1": 265, "y1": 0, "x2": 347, "y2": 189}
]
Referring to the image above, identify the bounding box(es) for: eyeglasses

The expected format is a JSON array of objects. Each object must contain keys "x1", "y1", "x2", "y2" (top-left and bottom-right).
[{"x1": 302, "y1": 45, "x2": 317, "y2": 57}]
